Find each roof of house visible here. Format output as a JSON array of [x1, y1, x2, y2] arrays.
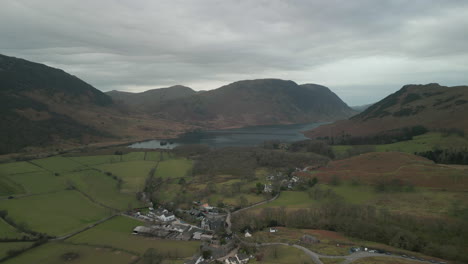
[[133, 226, 152, 233], [237, 253, 249, 260]]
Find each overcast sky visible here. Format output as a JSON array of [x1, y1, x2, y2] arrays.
[[1, 0, 468, 105]]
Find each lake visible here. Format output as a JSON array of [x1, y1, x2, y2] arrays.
[[128, 122, 326, 149]]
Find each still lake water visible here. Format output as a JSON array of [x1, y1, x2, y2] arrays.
[[128, 122, 326, 149]]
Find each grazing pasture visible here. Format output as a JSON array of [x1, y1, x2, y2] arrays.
[[93, 160, 156, 193], [69, 216, 200, 258], [0, 219, 26, 239], [64, 170, 142, 210], [68, 155, 120, 166], [10, 171, 66, 194], [0, 161, 42, 176], [0, 242, 34, 260], [2, 242, 137, 264], [0, 190, 110, 236], [154, 158, 192, 179], [30, 157, 86, 173]]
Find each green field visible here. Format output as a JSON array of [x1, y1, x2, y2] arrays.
[[0, 175, 24, 196], [0, 162, 45, 195], [154, 159, 192, 179], [10, 171, 67, 194], [30, 157, 87, 173], [0, 161, 42, 176], [0, 190, 110, 236], [0, 241, 34, 260], [69, 216, 200, 258], [64, 170, 142, 210], [2, 242, 137, 264], [94, 160, 156, 193], [121, 152, 146, 162], [68, 155, 121, 165], [0, 219, 26, 239]]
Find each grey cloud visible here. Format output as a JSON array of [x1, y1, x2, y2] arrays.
[[1, 0, 467, 105]]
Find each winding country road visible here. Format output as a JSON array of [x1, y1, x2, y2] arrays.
[[239, 240, 430, 264]]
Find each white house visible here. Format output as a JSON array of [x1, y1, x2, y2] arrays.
[[154, 208, 175, 222], [244, 230, 252, 237], [269, 227, 278, 233], [192, 231, 202, 240]]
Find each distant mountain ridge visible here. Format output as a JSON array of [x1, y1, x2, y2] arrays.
[[305, 83, 468, 139], [351, 103, 373, 112], [147, 79, 356, 128], [106, 85, 196, 111]]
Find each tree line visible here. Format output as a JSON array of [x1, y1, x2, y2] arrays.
[[232, 199, 468, 263], [416, 148, 468, 165], [317, 125, 428, 145]]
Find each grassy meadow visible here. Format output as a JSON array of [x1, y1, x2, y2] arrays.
[[0, 241, 34, 260], [2, 242, 138, 264], [0, 190, 111, 236], [154, 158, 192, 179], [93, 160, 156, 193], [0, 219, 26, 239], [68, 216, 200, 259]]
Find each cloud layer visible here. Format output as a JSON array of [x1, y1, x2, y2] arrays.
[[1, 0, 468, 104]]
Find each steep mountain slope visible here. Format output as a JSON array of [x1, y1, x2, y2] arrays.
[[151, 79, 356, 128], [0, 54, 189, 154], [106, 85, 196, 110], [305, 83, 468, 139]]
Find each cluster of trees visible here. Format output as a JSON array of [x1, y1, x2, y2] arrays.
[[232, 200, 468, 262], [289, 140, 335, 158], [172, 144, 211, 157], [318, 125, 428, 145], [416, 148, 468, 165], [192, 147, 329, 179]]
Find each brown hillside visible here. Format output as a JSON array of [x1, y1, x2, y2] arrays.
[[300, 152, 468, 190], [305, 83, 468, 139], [0, 54, 190, 154]]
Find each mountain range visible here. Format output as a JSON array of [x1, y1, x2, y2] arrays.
[[3, 53, 467, 155], [0, 54, 356, 154], [109, 79, 356, 128]]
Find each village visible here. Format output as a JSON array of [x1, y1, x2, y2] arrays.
[[126, 170, 306, 264], [124, 168, 448, 264]]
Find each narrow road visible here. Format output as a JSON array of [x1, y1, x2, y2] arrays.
[[238, 239, 431, 264]]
